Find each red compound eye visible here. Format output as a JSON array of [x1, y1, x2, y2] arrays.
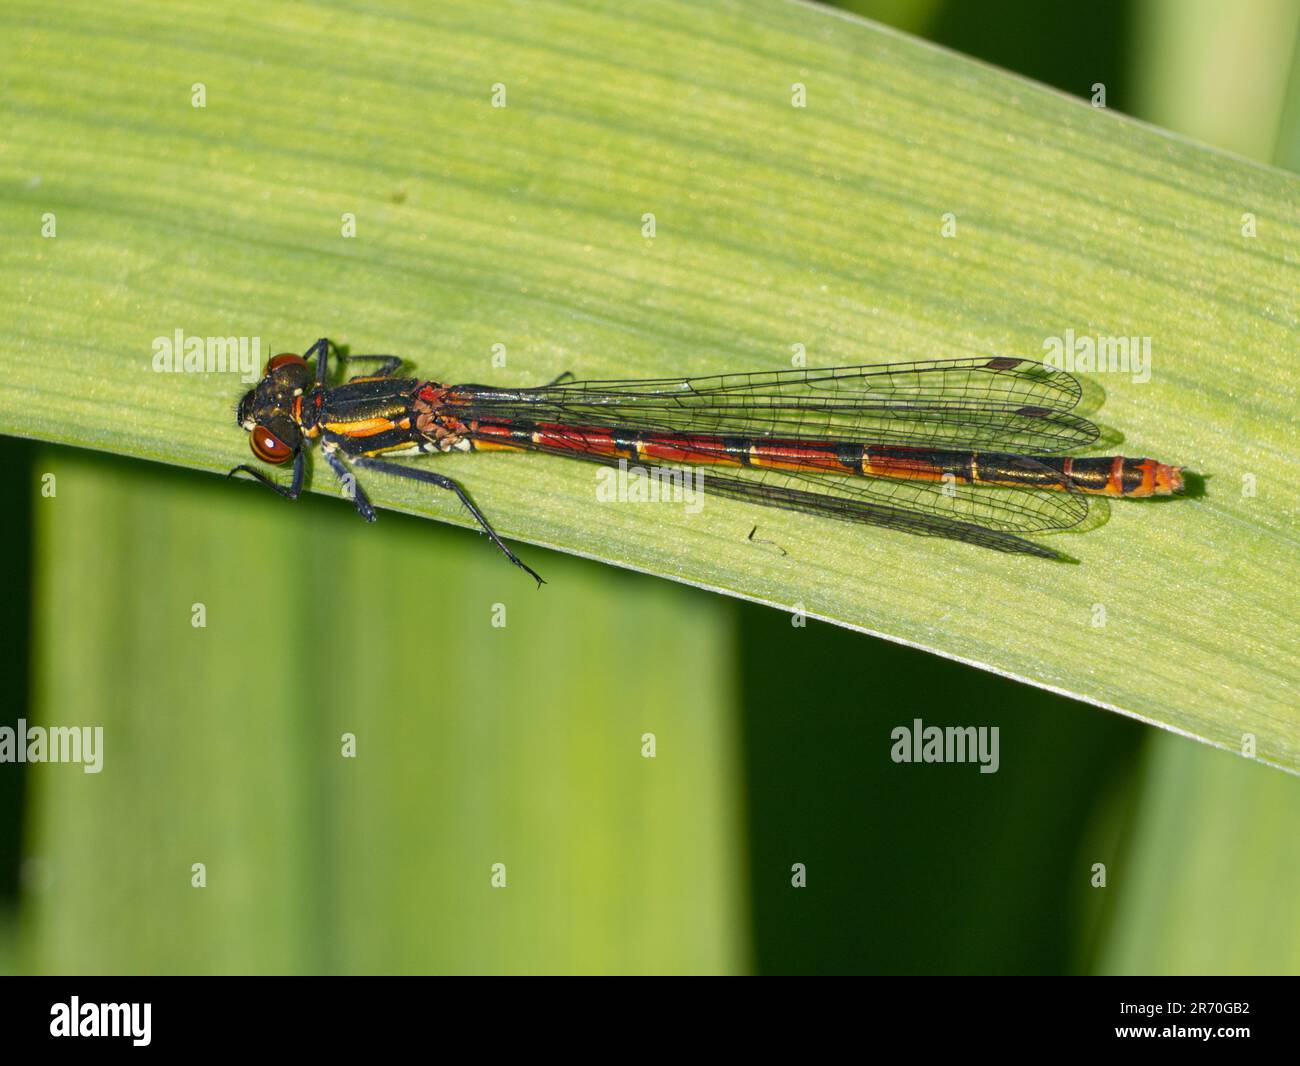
[[265, 352, 308, 374], [250, 426, 294, 464]]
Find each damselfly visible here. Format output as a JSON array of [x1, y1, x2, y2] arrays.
[[230, 338, 1184, 584]]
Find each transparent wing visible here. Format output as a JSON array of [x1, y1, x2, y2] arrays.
[[469, 424, 1088, 557], [449, 357, 1097, 453]]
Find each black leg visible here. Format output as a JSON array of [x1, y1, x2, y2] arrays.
[[300, 337, 332, 386], [304, 339, 402, 384], [321, 446, 375, 521], [344, 355, 404, 380], [227, 449, 305, 499], [353, 457, 544, 586]]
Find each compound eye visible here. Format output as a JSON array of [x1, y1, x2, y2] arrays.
[[250, 425, 294, 464], [266, 352, 308, 374]]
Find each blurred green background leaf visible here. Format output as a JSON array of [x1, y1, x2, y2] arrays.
[[17, 453, 746, 973]]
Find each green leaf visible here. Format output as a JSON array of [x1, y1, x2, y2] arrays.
[[2, 0, 1297, 769], [19, 449, 747, 974], [1096, 731, 1300, 973]]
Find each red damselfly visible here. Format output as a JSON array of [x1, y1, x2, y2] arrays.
[[230, 339, 1185, 584]]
